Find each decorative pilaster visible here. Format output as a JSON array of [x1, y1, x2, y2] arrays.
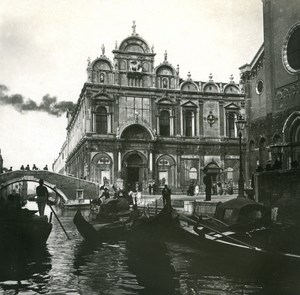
[[170, 115, 174, 136], [92, 111, 96, 132], [108, 112, 112, 133], [180, 109, 183, 136], [192, 112, 195, 136], [156, 115, 160, 135]]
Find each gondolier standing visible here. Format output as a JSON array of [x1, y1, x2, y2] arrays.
[[162, 184, 171, 209], [36, 179, 49, 216], [203, 172, 212, 201]]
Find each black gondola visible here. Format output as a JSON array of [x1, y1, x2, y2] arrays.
[[73, 205, 178, 244], [177, 198, 300, 264], [0, 208, 52, 249]]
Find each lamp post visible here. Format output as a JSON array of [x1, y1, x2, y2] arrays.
[[235, 114, 247, 198]]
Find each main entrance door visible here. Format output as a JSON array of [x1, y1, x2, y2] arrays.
[[125, 153, 145, 191], [127, 167, 139, 187]]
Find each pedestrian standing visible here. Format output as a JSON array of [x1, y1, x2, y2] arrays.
[[152, 182, 157, 195], [148, 183, 152, 195], [194, 184, 199, 196]]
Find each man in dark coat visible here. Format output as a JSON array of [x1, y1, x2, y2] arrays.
[[36, 179, 49, 216], [203, 173, 212, 201], [161, 184, 172, 209]]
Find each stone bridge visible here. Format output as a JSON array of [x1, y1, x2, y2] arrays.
[[0, 170, 99, 203]]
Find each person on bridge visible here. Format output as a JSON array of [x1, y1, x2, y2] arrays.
[[36, 179, 49, 216], [43, 165, 48, 171]]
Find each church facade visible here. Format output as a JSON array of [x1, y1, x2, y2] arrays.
[[239, 0, 300, 210], [240, 0, 300, 176], [53, 23, 245, 193]]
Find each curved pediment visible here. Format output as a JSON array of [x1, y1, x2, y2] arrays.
[[118, 36, 151, 54]]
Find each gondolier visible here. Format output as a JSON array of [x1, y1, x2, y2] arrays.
[[203, 172, 212, 201], [36, 179, 49, 216], [162, 184, 171, 209]]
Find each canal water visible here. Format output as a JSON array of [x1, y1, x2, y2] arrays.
[[0, 207, 300, 295]]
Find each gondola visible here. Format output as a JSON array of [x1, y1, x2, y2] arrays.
[[89, 197, 133, 223], [0, 208, 52, 249], [74, 205, 178, 243], [177, 198, 300, 264], [73, 210, 132, 243]]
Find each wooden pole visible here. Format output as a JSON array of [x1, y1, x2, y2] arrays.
[[48, 204, 71, 240]]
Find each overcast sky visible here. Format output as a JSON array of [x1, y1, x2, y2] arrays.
[[0, 0, 263, 171]]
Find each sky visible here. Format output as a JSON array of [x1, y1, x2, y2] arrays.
[[0, 0, 263, 171]]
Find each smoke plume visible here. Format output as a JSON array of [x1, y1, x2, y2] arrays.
[[0, 84, 76, 116]]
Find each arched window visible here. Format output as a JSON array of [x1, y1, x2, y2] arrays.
[[159, 110, 170, 136], [96, 107, 107, 134], [227, 113, 236, 138], [185, 110, 193, 136]]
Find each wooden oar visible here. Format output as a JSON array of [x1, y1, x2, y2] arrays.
[[48, 204, 71, 240], [179, 214, 257, 250], [203, 214, 229, 227]]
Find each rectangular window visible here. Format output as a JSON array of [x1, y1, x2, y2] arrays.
[[119, 96, 150, 125], [76, 189, 84, 200]]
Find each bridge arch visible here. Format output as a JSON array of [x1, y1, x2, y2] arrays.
[[0, 176, 68, 203], [0, 170, 99, 202]]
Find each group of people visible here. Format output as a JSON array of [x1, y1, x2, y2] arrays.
[[91, 185, 135, 207], [20, 164, 48, 171], [187, 182, 200, 196], [148, 182, 158, 195]]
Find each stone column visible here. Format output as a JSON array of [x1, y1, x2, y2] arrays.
[[192, 112, 195, 136], [147, 150, 153, 181], [219, 100, 224, 137], [196, 108, 200, 136], [170, 115, 174, 136], [118, 150, 122, 172], [92, 111, 96, 133], [199, 99, 204, 137], [149, 151, 153, 172], [156, 115, 160, 135], [108, 113, 112, 133], [181, 109, 184, 136]]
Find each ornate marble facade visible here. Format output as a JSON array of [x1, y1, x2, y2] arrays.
[[53, 23, 245, 193]]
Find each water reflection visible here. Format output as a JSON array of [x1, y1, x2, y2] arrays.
[[0, 246, 51, 294], [166, 242, 300, 295], [126, 239, 179, 295], [1, 208, 300, 294], [73, 240, 141, 295]]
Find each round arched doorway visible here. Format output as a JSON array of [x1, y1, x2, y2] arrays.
[[124, 152, 147, 191]]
